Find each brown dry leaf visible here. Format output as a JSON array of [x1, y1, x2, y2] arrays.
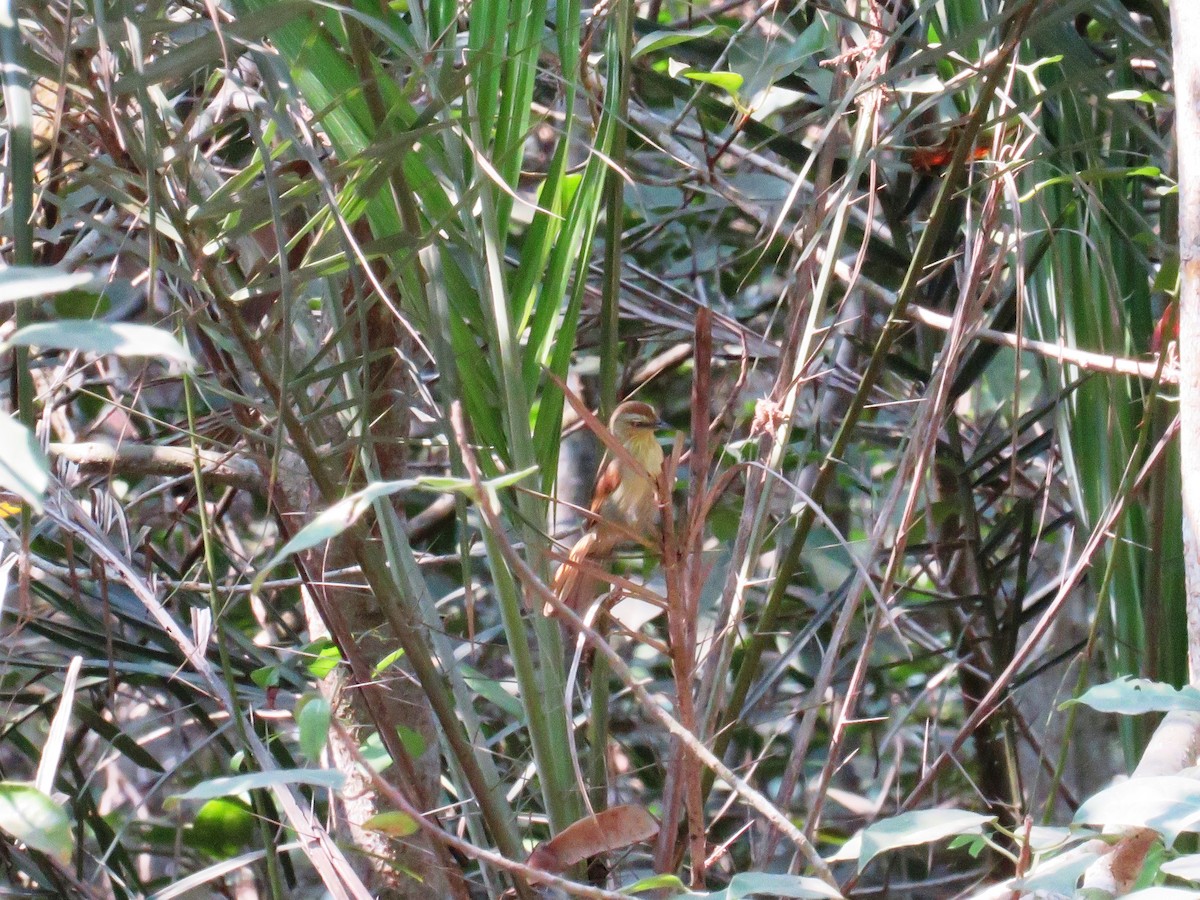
[[527, 805, 660, 874]]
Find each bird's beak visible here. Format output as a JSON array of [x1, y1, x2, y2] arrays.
[[656, 417, 670, 431]]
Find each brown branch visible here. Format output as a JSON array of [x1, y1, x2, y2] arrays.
[[49, 441, 271, 493]]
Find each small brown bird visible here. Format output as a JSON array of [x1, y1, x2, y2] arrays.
[[549, 400, 666, 617]]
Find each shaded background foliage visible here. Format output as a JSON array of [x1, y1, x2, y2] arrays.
[[0, 0, 1184, 897]]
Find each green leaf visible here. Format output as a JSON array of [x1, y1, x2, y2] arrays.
[[396, 725, 426, 760], [251, 479, 420, 589], [1074, 777, 1200, 846], [681, 872, 843, 899], [462, 665, 523, 717], [828, 809, 993, 872], [1107, 89, 1171, 105], [631, 24, 731, 60], [252, 467, 536, 590], [681, 69, 744, 98], [363, 810, 419, 837], [1018, 838, 1102, 895], [372, 646, 406, 677], [1159, 852, 1200, 881], [0, 266, 98, 304], [187, 797, 257, 859], [167, 769, 345, 806], [0, 411, 49, 512], [296, 695, 332, 763], [305, 640, 342, 679], [625, 873, 687, 894], [53, 289, 109, 319], [724, 872, 843, 899], [0, 782, 73, 863], [359, 732, 392, 774], [3, 322, 195, 369], [251, 666, 280, 689], [1063, 677, 1200, 715]]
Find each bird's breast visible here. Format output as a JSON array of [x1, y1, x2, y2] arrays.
[[606, 434, 663, 531]]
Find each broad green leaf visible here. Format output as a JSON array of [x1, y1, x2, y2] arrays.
[[251, 479, 421, 588], [0, 782, 72, 863], [188, 797, 256, 859], [462, 665, 523, 717], [1018, 838, 1102, 895], [829, 808, 993, 872], [296, 695, 332, 764], [305, 640, 342, 679], [681, 69, 744, 98], [1074, 776, 1200, 846], [3, 322, 195, 369], [1160, 852, 1200, 881], [359, 732, 393, 773], [0, 411, 49, 512], [725, 872, 843, 899], [682, 872, 843, 899], [363, 811, 419, 837], [625, 873, 687, 894], [53, 289, 109, 319], [1063, 677, 1200, 715], [0, 266, 97, 304], [251, 666, 280, 689], [1107, 89, 1171, 105], [168, 769, 345, 806], [631, 24, 731, 60], [396, 725, 425, 760]]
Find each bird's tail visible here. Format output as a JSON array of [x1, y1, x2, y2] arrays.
[[547, 531, 604, 618]]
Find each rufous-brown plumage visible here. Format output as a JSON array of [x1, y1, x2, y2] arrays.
[[548, 401, 665, 617]]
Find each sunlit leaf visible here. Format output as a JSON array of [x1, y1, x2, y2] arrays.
[[0, 411, 49, 513], [0, 266, 97, 304], [681, 68, 744, 98], [0, 782, 72, 863], [168, 769, 345, 806], [631, 24, 731, 60], [1064, 677, 1200, 715], [1074, 777, 1200, 846], [188, 797, 256, 859], [363, 811, 419, 837], [3, 322, 195, 368], [727, 873, 842, 899], [681, 872, 843, 899], [252, 467, 536, 590], [828, 809, 993, 872], [625, 873, 687, 894]]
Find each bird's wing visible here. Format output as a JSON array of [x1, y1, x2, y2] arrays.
[[588, 457, 621, 518]]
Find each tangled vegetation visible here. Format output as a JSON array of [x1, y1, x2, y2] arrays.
[[0, 0, 1191, 898]]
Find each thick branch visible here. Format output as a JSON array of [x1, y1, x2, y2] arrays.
[[49, 442, 269, 492]]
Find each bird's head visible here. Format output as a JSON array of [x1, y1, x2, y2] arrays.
[[609, 401, 666, 444]]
